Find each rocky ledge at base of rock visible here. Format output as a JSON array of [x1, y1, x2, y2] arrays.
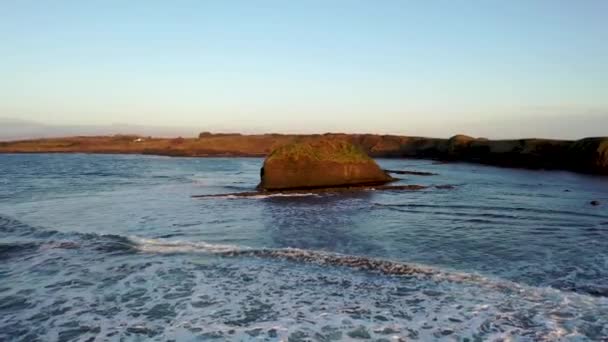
[[384, 169, 437, 176], [192, 184, 456, 199]]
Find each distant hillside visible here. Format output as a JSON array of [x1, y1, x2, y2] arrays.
[[1, 133, 607, 175], [0, 118, 200, 141]]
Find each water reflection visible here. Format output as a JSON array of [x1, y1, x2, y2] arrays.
[[261, 192, 385, 255]]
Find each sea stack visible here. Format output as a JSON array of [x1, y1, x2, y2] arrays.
[[258, 139, 395, 191]]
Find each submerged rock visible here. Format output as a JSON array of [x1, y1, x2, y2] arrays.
[[258, 139, 394, 190]]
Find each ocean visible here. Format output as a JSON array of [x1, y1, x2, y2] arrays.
[[1, 153, 607, 341]]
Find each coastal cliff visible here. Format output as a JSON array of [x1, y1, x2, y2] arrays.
[[1, 133, 607, 175]]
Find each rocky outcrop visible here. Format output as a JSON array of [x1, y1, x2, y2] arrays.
[[354, 134, 608, 174], [567, 138, 608, 175], [257, 139, 394, 190]]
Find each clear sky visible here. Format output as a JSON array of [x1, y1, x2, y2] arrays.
[[1, 0, 607, 138]]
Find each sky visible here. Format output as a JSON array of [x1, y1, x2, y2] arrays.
[[1, 0, 607, 138]]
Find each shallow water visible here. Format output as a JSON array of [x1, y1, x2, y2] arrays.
[[1, 153, 607, 341]]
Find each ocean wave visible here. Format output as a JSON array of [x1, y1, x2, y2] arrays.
[[373, 202, 608, 220], [130, 237, 608, 301], [133, 238, 435, 275], [0, 214, 136, 255], [0, 215, 38, 235], [132, 237, 243, 254], [132, 238, 552, 295], [2, 213, 606, 299], [0, 242, 40, 260]]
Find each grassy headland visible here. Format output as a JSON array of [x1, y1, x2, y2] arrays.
[[1, 133, 607, 175]]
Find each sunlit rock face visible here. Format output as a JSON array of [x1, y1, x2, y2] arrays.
[[258, 139, 394, 191]]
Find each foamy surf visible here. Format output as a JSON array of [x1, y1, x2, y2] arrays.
[[3, 223, 607, 340], [131, 237, 245, 254], [126, 237, 608, 340], [132, 236, 430, 273], [131, 237, 545, 297]]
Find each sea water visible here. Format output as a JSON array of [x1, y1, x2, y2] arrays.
[[1, 154, 607, 341]]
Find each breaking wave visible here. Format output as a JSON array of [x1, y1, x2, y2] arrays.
[[130, 237, 583, 299], [2, 216, 608, 340], [3, 213, 608, 300]]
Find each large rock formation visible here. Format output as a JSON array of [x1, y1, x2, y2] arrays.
[[258, 139, 394, 190]]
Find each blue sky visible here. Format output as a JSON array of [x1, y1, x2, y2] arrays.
[[1, 1, 607, 138]]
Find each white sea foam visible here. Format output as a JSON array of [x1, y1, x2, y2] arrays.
[[131, 237, 244, 254], [93, 242, 608, 341], [3, 233, 607, 341], [130, 237, 557, 299]]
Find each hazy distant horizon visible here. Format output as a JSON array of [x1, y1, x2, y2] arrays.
[[1, 1, 607, 139], [1, 115, 607, 142]]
